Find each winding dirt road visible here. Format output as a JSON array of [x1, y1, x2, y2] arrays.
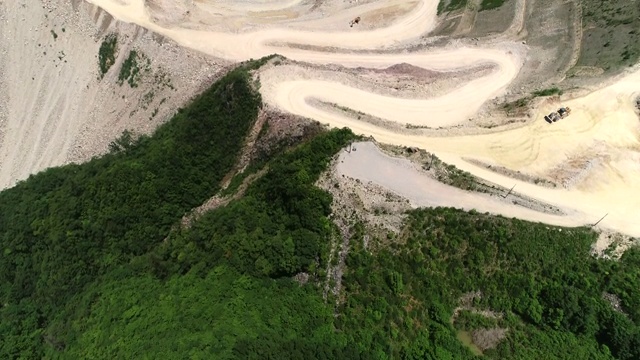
[[86, 0, 640, 237]]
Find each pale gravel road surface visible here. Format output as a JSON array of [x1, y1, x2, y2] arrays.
[[337, 141, 586, 228]]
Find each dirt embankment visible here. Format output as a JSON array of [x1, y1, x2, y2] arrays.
[[0, 0, 228, 189], [263, 59, 497, 101]]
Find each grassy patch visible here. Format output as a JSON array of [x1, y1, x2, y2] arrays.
[[434, 161, 479, 191], [118, 50, 142, 88], [502, 96, 530, 116], [438, 0, 468, 15], [531, 87, 563, 97], [578, 0, 640, 72], [98, 34, 118, 78], [502, 87, 562, 116], [479, 0, 507, 11]]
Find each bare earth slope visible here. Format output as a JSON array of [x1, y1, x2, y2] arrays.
[[0, 0, 227, 189]]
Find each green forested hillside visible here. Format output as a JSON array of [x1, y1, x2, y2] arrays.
[[340, 210, 640, 359], [52, 127, 360, 359], [0, 63, 262, 357], [0, 58, 639, 359]]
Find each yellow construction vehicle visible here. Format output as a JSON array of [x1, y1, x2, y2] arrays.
[[544, 106, 571, 123]]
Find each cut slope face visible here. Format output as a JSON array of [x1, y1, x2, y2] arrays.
[[0, 0, 226, 189]]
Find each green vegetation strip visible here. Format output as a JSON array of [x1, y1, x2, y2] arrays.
[[480, 0, 507, 11], [579, 0, 640, 71], [439, 0, 508, 14], [438, 0, 468, 15], [98, 34, 117, 78]]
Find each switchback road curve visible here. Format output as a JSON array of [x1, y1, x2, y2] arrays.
[[86, 0, 640, 237]]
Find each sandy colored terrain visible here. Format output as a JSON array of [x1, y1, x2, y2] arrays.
[[0, 0, 227, 189], [336, 141, 585, 228], [4, 0, 639, 237], [258, 45, 521, 128], [260, 61, 497, 101]]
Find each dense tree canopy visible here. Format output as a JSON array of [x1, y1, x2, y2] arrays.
[[0, 63, 261, 358]]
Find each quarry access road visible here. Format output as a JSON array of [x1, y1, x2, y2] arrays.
[[87, 0, 522, 128], [86, 0, 640, 237]]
